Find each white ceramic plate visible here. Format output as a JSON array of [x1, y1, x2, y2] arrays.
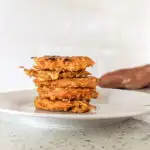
[[0, 88, 150, 128]]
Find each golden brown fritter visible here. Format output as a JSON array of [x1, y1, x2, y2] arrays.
[[22, 68, 91, 80], [20, 55, 98, 114], [37, 87, 98, 100], [32, 56, 95, 71], [34, 97, 94, 113], [34, 77, 98, 88]]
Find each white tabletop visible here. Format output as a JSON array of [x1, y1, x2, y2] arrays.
[[1, 90, 150, 150]]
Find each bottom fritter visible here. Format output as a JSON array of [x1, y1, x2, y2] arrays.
[[34, 97, 95, 113]]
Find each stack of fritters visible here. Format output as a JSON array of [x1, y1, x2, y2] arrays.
[[22, 56, 98, 113]]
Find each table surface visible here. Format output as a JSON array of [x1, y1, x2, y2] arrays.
[[1, 89, 150, 150]]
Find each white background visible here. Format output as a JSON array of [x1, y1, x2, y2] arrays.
[[0, 0, 150, 91]]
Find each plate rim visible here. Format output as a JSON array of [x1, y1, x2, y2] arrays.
[[0, 88, 150, 120]]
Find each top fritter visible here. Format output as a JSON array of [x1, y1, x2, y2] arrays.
[[32, 56, 95, 71]]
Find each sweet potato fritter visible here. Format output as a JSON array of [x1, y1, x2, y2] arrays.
[[34, 97, 94, 113], [37, 87, 98, 100], [32, 56, 95, 71], [34, 77, 98, 88], [23, 68, 91, 80]]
